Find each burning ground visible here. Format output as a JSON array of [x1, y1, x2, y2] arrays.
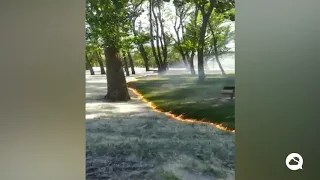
[[86, 74, 235, 180]]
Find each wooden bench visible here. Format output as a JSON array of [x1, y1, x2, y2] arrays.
[[221, 86, 235, 99]]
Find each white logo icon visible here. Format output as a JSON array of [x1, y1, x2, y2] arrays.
[[285, 153, 303, 171]]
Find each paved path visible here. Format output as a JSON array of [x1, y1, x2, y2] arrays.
[[86, 70, 235, 180]]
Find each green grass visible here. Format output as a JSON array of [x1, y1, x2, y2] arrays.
[[159, 170, 182, 180], [128, 74, 235, 130]]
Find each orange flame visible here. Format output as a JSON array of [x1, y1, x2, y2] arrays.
[[127, 84, 235, 133]]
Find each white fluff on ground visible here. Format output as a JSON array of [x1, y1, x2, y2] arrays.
[[86, 72, 235, 180]]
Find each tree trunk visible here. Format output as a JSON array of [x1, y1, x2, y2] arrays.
[[189, 51, 196, 76], [213, 42, 226, 75], [104, 46, 130, 101], [174, 7, 188, 69], [180, 50, 189, 69], [212, 33, 226, 75], [189, 7, 198, 76], [132, 19, 150, 72], [198, 14, 211, 81], [198, 23, 207, 81], [154, 20, 163, 68], [157, 6, 168, 70], [149, 0, 161, 71], [86, 62, 89, 70], [214, 54, 225, 75], [123, 56, 130, 76], [87, 61, 95, 75], [86, 54, 95, 75], [96, 51, 106, 75], [127, 51, 136, 74], [208, 19, 226, 76], [152, 4, 165, 72], [182, 55, 189, 69], [138, 45, 150, 71], [174, 27, 188, 69], [197, 2, 215, 81]]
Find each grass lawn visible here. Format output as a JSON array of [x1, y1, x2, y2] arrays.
[[127, 74, 235, 130]]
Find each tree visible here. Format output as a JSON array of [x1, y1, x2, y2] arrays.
[[215, 0, 235, 21], [122, 52, 130, 76], [86, 0, 131, 101], [134, 28, 151, 71], [194, 0, 217, 81], [201, 1, 235, 75], [96, 50, 106, 75], [148, 0, 163, 71], [207, 9, 233, 75], [174, 0, 217, 80], [86, 53, 95, 75], [127, 51, 136, 74], [86, 20, 107, 75], [128, 0, 151, 71], [154, 0, 169, 70], [172, 0, 192, 69], [180, 6, 201, 75], [86, 43, 107, 75]]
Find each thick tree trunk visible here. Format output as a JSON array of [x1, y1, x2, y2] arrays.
[[127, 51, 136, 74], [123, 56, 130, 76], [96, 51, 106, 75], [104, 46, 130, 101]]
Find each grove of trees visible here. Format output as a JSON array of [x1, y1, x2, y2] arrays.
[[86, 0, 235, 101]]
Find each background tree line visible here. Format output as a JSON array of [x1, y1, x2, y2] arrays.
[[85, 0, 235, 101]]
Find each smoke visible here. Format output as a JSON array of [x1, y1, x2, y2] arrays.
[[165, 52, 235, 76]]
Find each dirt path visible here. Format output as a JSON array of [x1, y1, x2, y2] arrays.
[[86, 72, 235, 180]]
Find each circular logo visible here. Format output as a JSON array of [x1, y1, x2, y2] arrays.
[[285, 153, 303, 171]]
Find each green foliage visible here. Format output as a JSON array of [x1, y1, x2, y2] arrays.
[[86, 0, 132, 48], [206, 8, 233, 54], [134, 32, 151, 45], [85, 0, 234, 68], [215, 0, 235, 20], [131, 47, 157, 67]]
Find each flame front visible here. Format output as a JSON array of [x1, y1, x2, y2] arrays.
[[127, 86, 235, 133]]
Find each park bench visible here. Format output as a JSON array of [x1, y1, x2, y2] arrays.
[[221, 86, 235, 99]]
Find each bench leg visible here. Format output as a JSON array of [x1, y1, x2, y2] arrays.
[[231, 90, 235, 99]]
